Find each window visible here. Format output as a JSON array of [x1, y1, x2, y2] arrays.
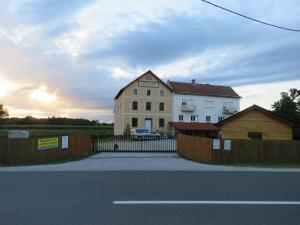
[[147, 89, 151, 96], [248, 132, 262, 140], [179, 115, 183, 121], [159, 102, 164, 111], [132, 118, 138, 127], [224, 102, 233, 108], [191, 115, 197, 121], [132, 101, 138, 110], [133, 89, 138, 95], [182, 101, 186, 106], [159, 118, 165, 128], [160, 90, 164, 96], [206, 116, 211, 122], [146, 102, 151, 111], [218, 116, 225, 122], [204, 100, 213, 108]]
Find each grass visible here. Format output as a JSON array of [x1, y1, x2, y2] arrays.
[[0, 125, 113, 130], [231, 162, 300, 168], [0, 125, 113, 137]]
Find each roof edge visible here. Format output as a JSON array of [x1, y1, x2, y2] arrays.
[[215, 104, 298, 128], [114, 70, 172, 100]]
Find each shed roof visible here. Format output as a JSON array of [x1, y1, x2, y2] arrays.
[[215, 104, 297, 128]]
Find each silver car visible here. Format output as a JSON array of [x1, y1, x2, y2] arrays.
[[130, 128, 161, 140]]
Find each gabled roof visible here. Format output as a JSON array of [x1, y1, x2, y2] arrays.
[[215, 104, 297, 128], [170, 122, 220, 131], [168, 81, 241, 98], [114, 70, 172, 100]]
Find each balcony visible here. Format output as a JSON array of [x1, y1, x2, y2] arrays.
[[181, 105, 196, 112], [223, 106, 238, 114]]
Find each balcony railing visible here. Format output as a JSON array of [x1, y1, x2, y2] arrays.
[[223, 106, 238, 114], [181, 105, 196, 112]]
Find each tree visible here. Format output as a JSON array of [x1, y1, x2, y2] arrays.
[[272, 88, 300, 125], [0, 104, 9, 118]]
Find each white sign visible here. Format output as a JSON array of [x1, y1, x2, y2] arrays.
[[8, 130, 29, 139], [61, 136, 69, 149], [213, 139, 221, 150], [139, 81, 159, 88], [224, 140, 232, 151]]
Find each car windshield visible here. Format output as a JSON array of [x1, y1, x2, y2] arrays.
[[136, 129, 148, 133]]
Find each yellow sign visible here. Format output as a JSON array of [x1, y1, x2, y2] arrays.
[[37, 137, 59, 150]]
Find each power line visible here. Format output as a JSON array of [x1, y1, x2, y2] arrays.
[[201, 0, 300, 33]]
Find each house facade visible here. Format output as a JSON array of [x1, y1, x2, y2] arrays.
[[168, 80, 241, 136], [114, 71, 241, 136], [216, 105, 295, 140], [114, 70, 173, 135]]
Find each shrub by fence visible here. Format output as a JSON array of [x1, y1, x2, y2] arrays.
[[177, 134, 300, 164], [0, 135, 91, 165]]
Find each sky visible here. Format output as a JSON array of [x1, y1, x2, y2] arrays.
[[0, 0, 299, 122]]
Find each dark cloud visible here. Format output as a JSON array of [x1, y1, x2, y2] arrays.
[[49, 68, 119, 110], [82, 12, 259, 66], [193, 42, 300, 86], [81, 9, 300, 87]]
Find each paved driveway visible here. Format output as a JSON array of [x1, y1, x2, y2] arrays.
[[1, 152, 300, 172]]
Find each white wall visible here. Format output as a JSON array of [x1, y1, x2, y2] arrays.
[[172, 94, 240, 123]]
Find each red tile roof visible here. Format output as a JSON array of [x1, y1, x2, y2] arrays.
[[170, 122, 220, 131], [168, 81, 241, 98]]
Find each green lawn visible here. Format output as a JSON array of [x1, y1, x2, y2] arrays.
[[0, 125, 113, 137]]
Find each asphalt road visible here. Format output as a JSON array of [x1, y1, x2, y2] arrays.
[[1, 171, 300, 225]]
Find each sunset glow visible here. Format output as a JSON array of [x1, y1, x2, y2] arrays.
[[30, 86, 57, 104]]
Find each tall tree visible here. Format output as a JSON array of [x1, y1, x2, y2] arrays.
[[0, 104, 9, 118], [272, 88, 300, 125]]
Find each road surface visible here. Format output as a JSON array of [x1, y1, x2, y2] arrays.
[[1, 171, 299, 225]]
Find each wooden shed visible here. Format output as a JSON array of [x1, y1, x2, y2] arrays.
[[216, 105, 296, 140]]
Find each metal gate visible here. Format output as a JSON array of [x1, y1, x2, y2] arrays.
[[92, 135, 177, 152]]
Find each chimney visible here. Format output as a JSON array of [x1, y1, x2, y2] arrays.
[[192, 79, 196, 86]]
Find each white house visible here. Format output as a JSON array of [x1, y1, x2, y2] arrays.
[[168, 79, 241, 136]]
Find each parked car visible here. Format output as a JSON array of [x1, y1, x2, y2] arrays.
[[130, 128, 161, 140]]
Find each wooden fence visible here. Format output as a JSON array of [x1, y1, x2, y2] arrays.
[[0, 135, 92, 165], [177, 134, 300, 164], [177, 134, 212, 163]]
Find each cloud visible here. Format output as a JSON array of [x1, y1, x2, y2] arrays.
[[81, 8, 300, 87], [0, 0, 300, 121], [43, 22, 80, 38], [82, 12, 254, 66], [235, 79, 300, 110], [15, 0, 95, 24]]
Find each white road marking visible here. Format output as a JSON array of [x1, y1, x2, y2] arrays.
[[113, 200, 300, 205]]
